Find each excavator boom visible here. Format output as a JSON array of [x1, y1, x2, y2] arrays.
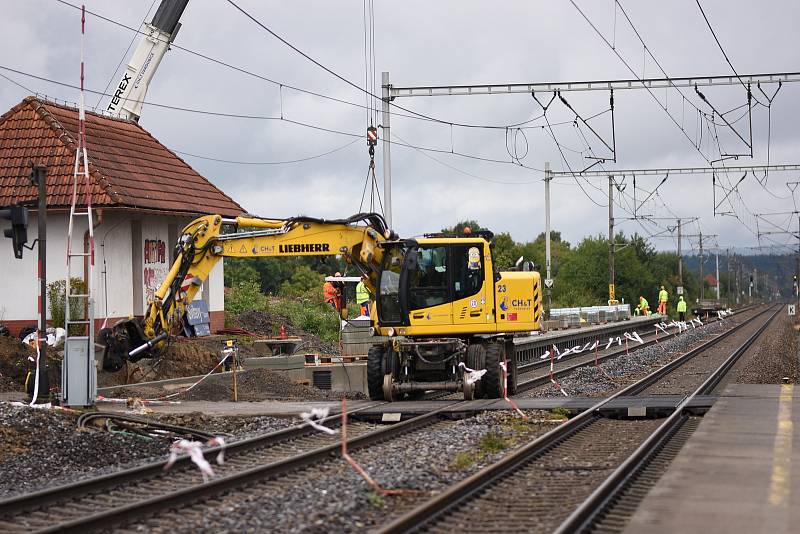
[[100, 212, 390, 371]]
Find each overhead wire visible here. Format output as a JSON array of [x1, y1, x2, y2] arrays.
[[570, 0, 712, 164], [54, 0, 538, 131], [694, 0, 766, 106], [0, 58, 560, 176], [391, 131, 540, 185], [173, 138, 360, 165]]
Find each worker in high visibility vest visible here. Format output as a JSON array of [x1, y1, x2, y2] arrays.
[[657, 285, 668, 315], [356, 274, 372, 317], [637, 296, 650, 316], [676, 296, 687, 322], [323, 272, 342, 315]]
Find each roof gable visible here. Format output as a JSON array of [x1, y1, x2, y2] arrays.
[[0, 97, 243, 217]]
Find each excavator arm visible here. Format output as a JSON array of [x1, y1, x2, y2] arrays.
[[101, 212, 390, 371]]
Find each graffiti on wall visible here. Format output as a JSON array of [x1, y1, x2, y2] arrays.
[[143, 238, 168, 304]]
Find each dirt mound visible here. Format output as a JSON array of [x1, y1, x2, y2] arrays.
[[236, 310, 339, 356], [0, 337, 61, 393], [0, 337, 34, 387], [98, 339, 219, 388]]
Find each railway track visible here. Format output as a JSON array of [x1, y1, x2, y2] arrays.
[[0, 306, 766, 533], [513, 304, 758, 395], [378, 304, 780, 533], [0, 400, 478, 533], [424, 305, 755, 401], [0, 404, 382, 533]]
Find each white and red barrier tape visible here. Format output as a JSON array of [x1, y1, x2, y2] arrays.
[[164, 436, 226, 483], [500, 360, 529, 417]]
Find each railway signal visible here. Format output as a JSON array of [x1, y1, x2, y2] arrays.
[[1, 205, 28, 259]]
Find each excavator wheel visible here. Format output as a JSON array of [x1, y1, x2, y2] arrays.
[[482, 341, 505, 399], [367, 344, 386, 400], [464, 344, 486, 399]]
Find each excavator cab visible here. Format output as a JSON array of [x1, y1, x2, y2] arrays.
[[369, 236, 541, 401], [376, 239, 495, 331]]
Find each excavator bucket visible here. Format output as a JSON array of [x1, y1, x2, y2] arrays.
[[100, 318, 149, 372]]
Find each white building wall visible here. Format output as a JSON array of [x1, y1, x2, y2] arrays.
[[96, 212, 134, 322], [1, 212, 74, 321], [0, 210, 224, 326]]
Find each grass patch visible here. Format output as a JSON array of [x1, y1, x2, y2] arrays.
[[550, 407, 571, 419], [453, 451, 475, 470], [479, 431, 508, 454], [366, 491, 385, 508]]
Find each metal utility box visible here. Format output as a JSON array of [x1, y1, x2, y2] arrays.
[[62, 337, 96, 406]]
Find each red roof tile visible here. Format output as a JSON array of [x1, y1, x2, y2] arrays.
[[0, 97, 243, 217]]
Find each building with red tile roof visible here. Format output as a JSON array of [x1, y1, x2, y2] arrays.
[[0, 97, 243, 335]]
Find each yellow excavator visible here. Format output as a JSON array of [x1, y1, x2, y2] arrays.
[[101, 212, 542, 401]]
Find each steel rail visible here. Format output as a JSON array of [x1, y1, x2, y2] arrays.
[[377, 304, 775, 533], [3, 403, 459, 534], [553, 304, 782, 533], [514, 305, 756, 394], [0, 403, 382, 517]]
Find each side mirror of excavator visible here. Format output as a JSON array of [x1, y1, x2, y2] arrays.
[[514, 256, 535, 272]]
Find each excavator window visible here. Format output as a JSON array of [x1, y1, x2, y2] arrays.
[[452, 244, 484, 300], [409, 245, 449, 310], [378, 245, 405, 324]]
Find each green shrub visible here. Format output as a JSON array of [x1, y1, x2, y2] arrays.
[[47, 278, 86, 332], [225, 280, 268, 326], [271, 292, 341, 344]]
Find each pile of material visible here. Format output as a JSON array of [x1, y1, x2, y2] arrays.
[[236, 310, 340, 356]]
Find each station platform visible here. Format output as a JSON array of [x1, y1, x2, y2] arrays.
[[625, 384, 800, 533]]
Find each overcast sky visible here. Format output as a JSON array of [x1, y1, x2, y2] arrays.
[[2, 0, 799, 256]]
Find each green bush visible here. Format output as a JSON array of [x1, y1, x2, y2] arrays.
[[271, 288, 341, 343], [47, 278, 86, 332], [225, 280, 268, 327]]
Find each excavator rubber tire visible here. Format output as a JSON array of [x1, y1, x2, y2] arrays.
[[367, 344, 386, 400], [465, 344, 487, 399], [482, 341, 505, 399]]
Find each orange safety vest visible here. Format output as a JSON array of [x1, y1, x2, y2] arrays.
[[323, 281, 338, 303]]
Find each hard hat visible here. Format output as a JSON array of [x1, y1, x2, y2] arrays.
[[334, 272, 341, 277], [660, 285, 665, 290]]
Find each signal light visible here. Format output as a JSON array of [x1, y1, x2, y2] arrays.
[[1, 205, 28, 259]]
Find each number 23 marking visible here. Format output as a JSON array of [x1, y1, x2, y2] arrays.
[[498, 284, 507, 293]]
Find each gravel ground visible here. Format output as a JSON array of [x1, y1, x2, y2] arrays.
[[147, 412, 297, 439], [730, 311, 799, 384], [128, 410, 561, 533], [0, 403, 172, 499], [103, 368, 366, 402], [642, 311, 772, 396], [522, 319, 724, 398]]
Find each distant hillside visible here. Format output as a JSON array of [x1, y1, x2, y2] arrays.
[[682, 253, 795, 298]]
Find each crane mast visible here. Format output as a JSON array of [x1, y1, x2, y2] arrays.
[[105, 0, 190, 121]]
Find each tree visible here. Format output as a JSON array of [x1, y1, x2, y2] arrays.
[[279, 264, 325, 298], [491, 232, 522, 270], [223, 258, 260, 288]]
